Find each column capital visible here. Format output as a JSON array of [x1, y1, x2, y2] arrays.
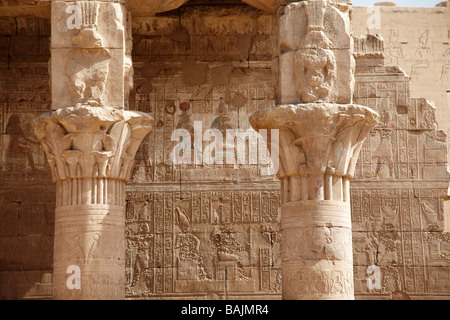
[[34, 105, 153, 184], [250, 103, 379, 180]]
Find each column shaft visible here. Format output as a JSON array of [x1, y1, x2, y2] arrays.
[[34, 0, 154, 300], [250, 0, 379, 300], [281, 200, 354, 299]]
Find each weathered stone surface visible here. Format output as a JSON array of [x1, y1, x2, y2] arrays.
[[275, 0, 353, 105], [124, 4, 282, 299], [352, 5, 450, 169], [352, 33, 450, 300], [0, 1, 449, 301]]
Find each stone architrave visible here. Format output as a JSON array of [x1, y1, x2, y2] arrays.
[[250, 0, 379, 300], [33, 0, 153, 300]]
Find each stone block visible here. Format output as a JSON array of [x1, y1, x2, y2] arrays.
[[51, 1, 126, 49], [277, 1, 353, 104], [0, 18, 16, 36], [0, 203, 19, 236], [51, 47, 125, 110]]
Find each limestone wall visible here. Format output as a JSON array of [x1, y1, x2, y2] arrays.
[[126, 4, 282, 299], [352, 34, 449, 299]]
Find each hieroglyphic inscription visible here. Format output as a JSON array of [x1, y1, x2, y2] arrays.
[[125, 189, 280, 298]]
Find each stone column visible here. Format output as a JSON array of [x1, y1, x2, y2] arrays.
[[250, 0, 379, 300], [33, 1, 153, 299]]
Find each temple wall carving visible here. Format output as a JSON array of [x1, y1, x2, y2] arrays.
[[0, 2, 449, 300], [352, 5, 450, 168]]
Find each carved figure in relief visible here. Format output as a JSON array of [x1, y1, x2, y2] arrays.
[[155, 163, 171, 182], [175, 207, 190, 233], [138, 201, 151, 221], [386, 29, 403, 66], [295, 47, 337, 103], [437, 48, 450, 82], [211, 98, 233, 136], [354, 232, 378, 266], [5, 114, 41, 171], [421, 201, 438, 227], [212, 206, 220, 224], [174, 207, 211, 280], [176, 102, 194, 135], [64, 2, 112, 108], [304, 227, 352, 261], [131, 165, 152, 183], [373, 130, 394, 179], [174, 233, 211, 280], [292, 0, 338, 103], [214, 198, 231, 224], [211, 226, 249, 280], [380, 109, 395, 128], [410, 30, 431, 77], [131, 242, 151, 295], [381, 266, 402, 294], [377, 240, 399, 267], [138, 223, 151, 234], [309, 227, 333, 259]]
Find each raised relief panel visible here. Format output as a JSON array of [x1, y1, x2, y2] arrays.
[[125, 189, 280, 298], [1, 110, 52, 184]]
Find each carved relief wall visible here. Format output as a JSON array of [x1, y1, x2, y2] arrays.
[[0, 3, 449, 300], [126, 4, 282, 299], [352, 5, 450, 168], [352, 35, 450, 299], [0, 17, 54, 299]]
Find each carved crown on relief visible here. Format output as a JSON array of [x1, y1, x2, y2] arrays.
[[33, 106, 154, 183], [279, 0, 351, 53], [71, 1, 102, 48]]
